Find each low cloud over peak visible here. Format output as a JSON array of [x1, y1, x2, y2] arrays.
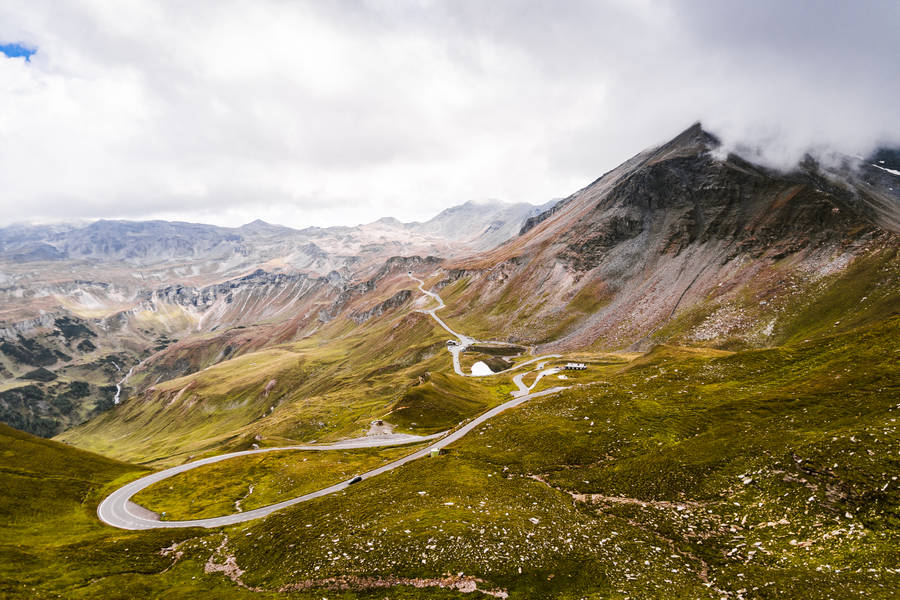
[[0, 1, 897, 227]]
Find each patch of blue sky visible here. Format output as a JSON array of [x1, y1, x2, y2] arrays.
[[0, 43, 36, 61]]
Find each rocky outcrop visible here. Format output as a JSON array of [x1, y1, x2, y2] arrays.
[[8, 243, 68, 262], [349, 290, 413, 324], [518, 200, 562, 236], [557, 144, 880, 272], [0, 313, 59, 340]]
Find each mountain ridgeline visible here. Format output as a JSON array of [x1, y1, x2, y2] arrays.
[[442, 124, 898, 350], [1, 123, 898, 442], [0, 202, 544, 436]]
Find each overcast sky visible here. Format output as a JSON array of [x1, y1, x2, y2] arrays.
[[0, 1, 897, 228]]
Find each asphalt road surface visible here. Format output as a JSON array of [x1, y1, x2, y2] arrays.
[[98, 387, 563, 530], [98, 275, 567, 530], [511, 366, 561, 397], [408, 274, 559, 376]]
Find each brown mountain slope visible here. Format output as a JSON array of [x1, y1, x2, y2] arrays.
[[436, 124, 899, 350], [55, 124, 900, 462]]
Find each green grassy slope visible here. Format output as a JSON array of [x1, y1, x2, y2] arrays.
[[216, 317, 900, 599], [58, 306, 518, 466], [133, 445, 418, 520], [58, 311, 435, 462], [0, 424, 274, 599], [0, 423, 542, 599], [4, 316, 898, 598], [652, 241, 900, 351]]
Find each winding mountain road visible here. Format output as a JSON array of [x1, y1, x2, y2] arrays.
[[98, 386, 562, 530], [98, 274, 567, 530], [408, 274, 559, 377], [511, 366, 561, 397]]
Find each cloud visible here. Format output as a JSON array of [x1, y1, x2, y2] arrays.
[[0, 1, 897, 227]]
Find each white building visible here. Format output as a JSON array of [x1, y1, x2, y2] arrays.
[[565, 362, 586, 370]]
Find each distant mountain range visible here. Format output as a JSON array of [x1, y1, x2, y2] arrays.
[[0, 197, 555, 435], [0, 199, 554, 268]]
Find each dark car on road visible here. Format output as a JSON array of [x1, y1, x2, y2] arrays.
[[348, 476, 362, 484]]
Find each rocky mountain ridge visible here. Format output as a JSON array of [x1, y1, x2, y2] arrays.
[[1, 124, 898, 440], [436, 124, 898, 351], [0, 197, 548, 436]]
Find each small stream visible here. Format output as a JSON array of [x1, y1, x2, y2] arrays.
[[113, 366, 134, 405]]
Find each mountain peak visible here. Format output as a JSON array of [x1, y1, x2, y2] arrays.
[[372, 216, 404, 227], [241, 219, 271, 228], [649, 122, 720, 161], [239, 219, 297, 233]]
